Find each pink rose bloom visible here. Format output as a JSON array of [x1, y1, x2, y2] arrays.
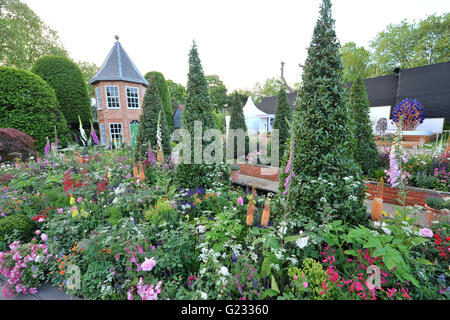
[[303, 282, 309, 288], [77, 197, 83, 204], [237, 197, 244, 205], [217, 192, 221, 197], [38, 218, 44, 223], [41, 233, 48, 242], [35, 230, 41, 235], [419, 228, 433, 238], [141, 257, 156, 271]]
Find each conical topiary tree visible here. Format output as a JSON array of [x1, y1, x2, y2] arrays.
[[286, 0, 368, 226], [350, 76, 379, 175], [273, 87, 292, 157], [144, 71, 174, 131], [134, 74, 171, 161], [176, 41, 225, 189], [227, 91, 248, 160]]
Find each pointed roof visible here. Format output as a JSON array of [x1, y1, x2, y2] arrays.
[[243, 97, 269, 117], [89, 37, 148, 86]]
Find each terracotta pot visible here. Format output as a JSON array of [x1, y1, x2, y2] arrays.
[[372, 197, 383, 221], [424, 204, 444, 225], [230, 170, 240, 181]]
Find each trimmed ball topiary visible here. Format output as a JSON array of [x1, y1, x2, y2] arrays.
[[0, 66, 70, 150], [32, 55, 92, 128]]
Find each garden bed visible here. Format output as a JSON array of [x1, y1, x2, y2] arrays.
[[238, 164, 280, 181]]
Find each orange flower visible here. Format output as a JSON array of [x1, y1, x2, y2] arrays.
[[60, 270, 65, 275], [107, 249, 111, 254]]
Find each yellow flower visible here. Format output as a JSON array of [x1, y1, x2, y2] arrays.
[[72, 209, 79, 218], [70, 196, 75, 205]]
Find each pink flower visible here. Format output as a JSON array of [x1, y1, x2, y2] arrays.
[[303, 282, 308, 288], [237, 197, 244, 205], [419, 228, 433, 238], [35, 230, 41, 235], [38, 218, 44, 223], [141, 257, 156, 271], [57, 208, 64, 214], [41, 234, 48, 242], [77, 197, 83, 204]]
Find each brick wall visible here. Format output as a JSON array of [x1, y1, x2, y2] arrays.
[[238, 164, 280, 181], [365, 181, 449, 206], [94, 81, 147, 145], [237, 164, 449, 205]]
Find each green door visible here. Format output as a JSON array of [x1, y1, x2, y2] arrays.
[[130, 121, 140, 148]]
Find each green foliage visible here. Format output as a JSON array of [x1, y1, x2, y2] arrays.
[[227, 91, 249, 159], [0, 214, 33, 244], [252, 77, 284, 104], [0, 66, 70, 150], [145, 71, 174, 131], [349, 77, 379, 176], [0, 0, 67, 70], [206, 74, 229, 112], [286, 0, 367, 226], [425, 197, 450, 211], [135, 74, 172, 160], [166, 79, 186, 110], [369, 13, 450, 76], [288, 258, 336, 300], [273, 87, 292, 158], [341, 42, 371, 83], [144, 199, 177, 224], [32, 55, 92, 128]]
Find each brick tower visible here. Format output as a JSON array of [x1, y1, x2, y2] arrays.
[[89, 35, 148, 147]]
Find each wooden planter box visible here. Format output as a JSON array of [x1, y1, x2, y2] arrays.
[[402, 134, 435, 143]]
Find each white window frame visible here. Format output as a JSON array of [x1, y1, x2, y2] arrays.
[[126, 86, 140, 109], [109, 123, 123, 147], [96, 87, 103, 110], [105, 86, 120, 109], [99, 123, 106, 145]]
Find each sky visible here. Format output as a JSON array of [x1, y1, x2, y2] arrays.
[[23, 0, 450, 91]]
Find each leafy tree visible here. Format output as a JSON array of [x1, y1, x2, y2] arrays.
[[0, 0, 67, 70], [286, 0, 367, 226], [369, 13, 450, 76], [166, 79, 186, 110], [0, 66, 70, 150], [32, 55, 92, 129], [349, 76, 379, 175], [252, 77, 285, 103], [205, 74, 229, 112], [341, 42, 371, 83], [272, 87, 292, 157], [135, 74, 171, 161], [77, 61, 99, 98], [0, 128, 36, 161], [145, 71, 174, 131]]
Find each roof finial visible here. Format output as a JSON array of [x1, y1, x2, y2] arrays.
[[115, 35, 119, 41]]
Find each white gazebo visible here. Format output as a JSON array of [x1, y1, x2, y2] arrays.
[[226, 97, 274, 135]]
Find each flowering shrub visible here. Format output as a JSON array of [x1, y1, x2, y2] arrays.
[[0, 240, 53, 297], [0, 128, 36, 161]]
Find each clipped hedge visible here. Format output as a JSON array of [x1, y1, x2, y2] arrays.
[[32, 55, 92, 128], [0, 214, 34, 245], [0, 66, 70, 150]]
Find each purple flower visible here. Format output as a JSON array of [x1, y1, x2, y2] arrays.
[[91, 123, 99, 145]]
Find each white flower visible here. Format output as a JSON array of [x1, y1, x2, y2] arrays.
[[197, 225, 205, 234], [199, 291, 207, 300], [382, 227, 391, 235], [320, 197, 327, 203], [295, 237, 308, 249], [219, 266, 229, 276]]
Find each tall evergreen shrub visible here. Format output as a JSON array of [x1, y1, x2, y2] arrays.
[[145, 71, 174, 131], [350, 76, 379, 175], [286, 0, 368, 226], [273, 87, 292, 157]]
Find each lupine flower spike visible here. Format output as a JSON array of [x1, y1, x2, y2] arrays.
[[246, 185, 256, 226], [133, 162, 139, 180], [138, 160, 146, 181], [260, 196, 270, 227]]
